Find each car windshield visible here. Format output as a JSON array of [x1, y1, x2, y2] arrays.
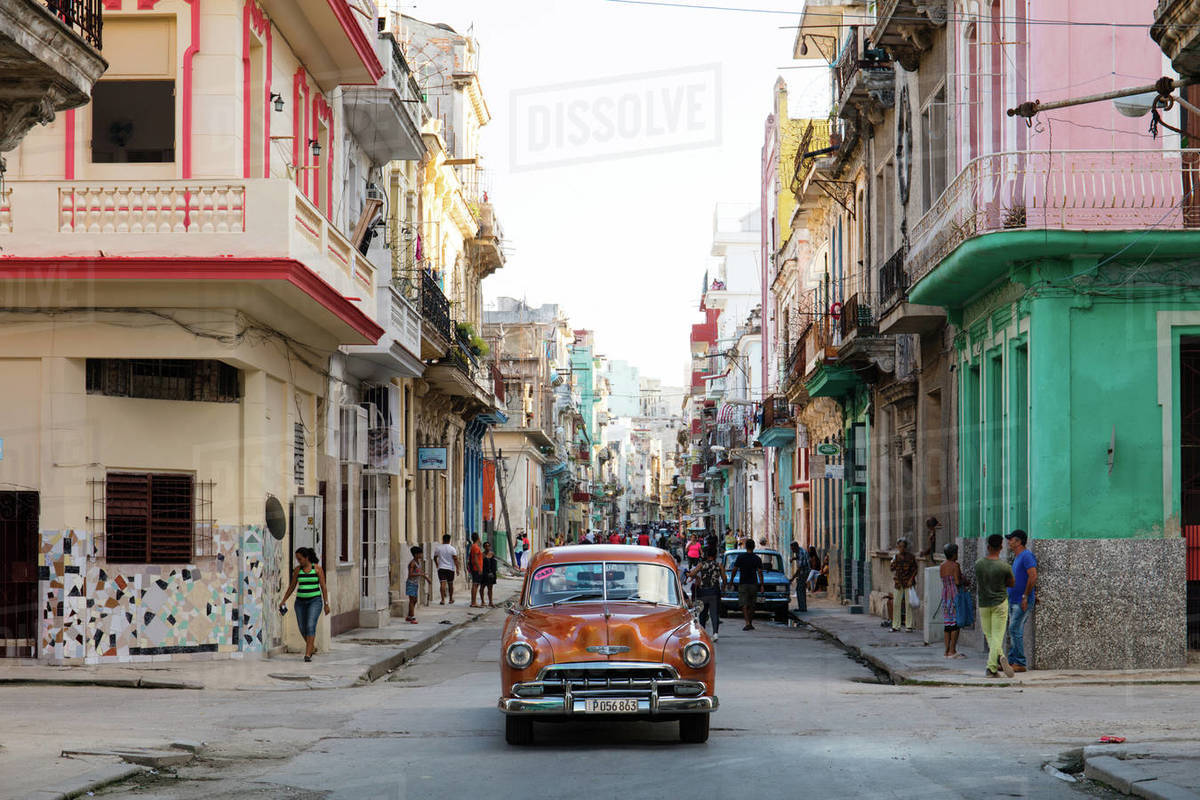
[[526, 562, 681, 607], [723, 552, 784, 573]]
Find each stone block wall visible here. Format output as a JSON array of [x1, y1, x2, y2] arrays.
[[1032, 537, 1186, 670], [39, 525, 268, 664]]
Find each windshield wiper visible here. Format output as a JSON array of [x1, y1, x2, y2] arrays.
[[611, 595, 672, 606], [552, 592, 604, 606]]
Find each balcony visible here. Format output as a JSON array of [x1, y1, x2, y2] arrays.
[[1153, 0, 1200, 79], [906, 149, 1200, 307], [876, 243, 944, 335], [791, 119, 833, 205], [469, 201, 505, 277], [342, 33, 425, 165], [759, 395, 794, 448], [839, 292, 876, 341], [833, 26, 895, 124], [0, 178, 382, 344], [259, 0, 383, 91], [344, 283, 424, 380], [0, 0, 107, 163], [871, 0, 947, 72], [419, 268, 452, 359]]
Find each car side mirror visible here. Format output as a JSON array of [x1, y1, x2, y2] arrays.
[[506, 606, 518, 615]]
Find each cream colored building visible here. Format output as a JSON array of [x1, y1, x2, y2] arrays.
[[0, 0, 429, 662]]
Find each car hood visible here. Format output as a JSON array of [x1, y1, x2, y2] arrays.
[[520, 602, 693, 663]]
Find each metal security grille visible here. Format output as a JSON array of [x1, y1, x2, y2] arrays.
[[91, 474, 214, 563], [38, 0, 103, 49], [0, 492, 39, 658], [86, 359, 240, 403], [360, 473, 389, 610], [294, 423, 306, 486]]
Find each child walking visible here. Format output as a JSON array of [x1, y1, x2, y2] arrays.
[[406, 545, 433, 624]]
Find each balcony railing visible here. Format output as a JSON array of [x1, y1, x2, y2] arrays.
[[420, 268, 452, 343], [907, 149, 1200, 288], [38, 0, 103, 49], [833, 27, 860, 102], [840, 293, 876, 340], [879, 245, 908, 309], [5, 178, 377, 308], [761, 395, 792, 430]]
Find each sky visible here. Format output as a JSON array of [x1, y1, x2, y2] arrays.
[[402, 0, 829, 387]]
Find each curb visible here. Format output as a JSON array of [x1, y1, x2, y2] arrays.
[[16, 763, 146, 800], [0, 676, 203, 691], [358, 603, 509, 684], [792, 610, 909, 685], [1083, 754, 1200, 800]]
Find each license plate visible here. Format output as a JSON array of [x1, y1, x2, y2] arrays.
[[584, 697, 639, 713]]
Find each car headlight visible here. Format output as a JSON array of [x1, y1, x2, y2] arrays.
[[682, 641, 711, 669], [506, 642, 534, 669]]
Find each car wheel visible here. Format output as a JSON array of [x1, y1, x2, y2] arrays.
[[505, 716, 534, 746], [679, 714, 710, 744]]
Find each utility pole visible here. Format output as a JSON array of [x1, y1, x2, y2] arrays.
[[488, 431, 517, 567]]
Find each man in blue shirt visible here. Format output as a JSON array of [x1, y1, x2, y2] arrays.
[[1005, 530, 1038, 672]]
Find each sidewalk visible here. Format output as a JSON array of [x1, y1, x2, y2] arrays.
[[1081, 742, 1200, 800], [795, 596, 1200, 687], [0, 577, 522, 692]]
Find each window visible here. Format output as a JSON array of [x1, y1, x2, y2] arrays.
[[87, 359, 240, 402], [921, 85, 948, 213], [104, 472, 209, 564], [90, 81, 176, 163]]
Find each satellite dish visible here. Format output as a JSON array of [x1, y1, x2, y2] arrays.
[[266, 496, 287, 541]]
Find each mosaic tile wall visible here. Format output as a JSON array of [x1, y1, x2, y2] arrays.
[[38, 526, 268, 664]]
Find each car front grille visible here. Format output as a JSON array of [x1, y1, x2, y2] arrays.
[[535, 662, 680, 697]]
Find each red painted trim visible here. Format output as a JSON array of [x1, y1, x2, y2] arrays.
[[137, 0, 163, 7], [292, 68, 303, 190], [0, 257, 384, 343], [103, 0, 121, 9], [242, 1, 272, 180], [326, 0, 384, 82], [313, 95, 333, 219], [242, 2, 252, 179], [64, 109, 75, 179], [263, 24, 272, 178], [182, 0, 200, 180]]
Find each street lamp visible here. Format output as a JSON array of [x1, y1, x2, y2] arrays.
[[270, 92, 284, 112], [309, 139, 322, 158]]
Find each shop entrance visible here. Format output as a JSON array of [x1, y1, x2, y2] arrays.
[[1179, 337, 1200, 649], [0, 492, 39, 658]]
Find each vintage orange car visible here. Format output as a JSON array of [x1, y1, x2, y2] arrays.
[[498, 544, 718, 745]]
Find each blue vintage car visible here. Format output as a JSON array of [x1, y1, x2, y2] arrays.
[[719, 549, 792, 622]]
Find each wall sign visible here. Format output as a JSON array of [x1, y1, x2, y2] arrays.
[[417, 447, 448, 470], [817, 443, 841, 456]]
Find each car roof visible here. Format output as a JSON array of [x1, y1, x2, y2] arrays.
[[528, 545, 678, 570], [724, 548, 782, 556]]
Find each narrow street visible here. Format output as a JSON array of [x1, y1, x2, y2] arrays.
[[0, 612, 1167, 798]]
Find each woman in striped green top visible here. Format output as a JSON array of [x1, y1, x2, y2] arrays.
[[280, 547, 329, 662]]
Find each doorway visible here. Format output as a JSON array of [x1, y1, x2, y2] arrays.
[[1179, 337, 1200, 649], [0, 492, 39, 658]]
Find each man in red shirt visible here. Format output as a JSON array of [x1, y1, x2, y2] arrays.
[[468, 533, 484, 608], [637, 528, 651, 547], [608, 530, 622, 545]]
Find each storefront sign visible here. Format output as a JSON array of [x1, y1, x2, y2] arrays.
[[824, 463, 845, 480], [417, 447, 448, 470], [817, 443, 841, 456], [810, 454, 825, 476]]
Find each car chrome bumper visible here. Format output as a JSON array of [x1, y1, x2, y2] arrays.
[[499, 695, 718, 715]]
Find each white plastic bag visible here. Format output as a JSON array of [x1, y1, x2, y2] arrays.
[[906, 586, 921, 609]]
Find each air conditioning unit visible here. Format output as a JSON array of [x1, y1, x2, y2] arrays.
[[340, 404, 369, 464]]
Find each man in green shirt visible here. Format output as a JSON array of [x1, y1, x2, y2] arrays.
[[974, 534, 1015, 678]]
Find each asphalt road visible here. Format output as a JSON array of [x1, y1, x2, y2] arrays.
[[71, 607, 1175, 799]]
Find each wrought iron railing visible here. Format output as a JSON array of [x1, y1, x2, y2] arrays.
[[879, 246, 908, 308], [834, 26, 859, 101], [39, 0, 103, 49], [762, 395, 791, 430], [420, 268, 452, 343], [907, 149, 1200, 287], [840, 293, 876, 340]]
